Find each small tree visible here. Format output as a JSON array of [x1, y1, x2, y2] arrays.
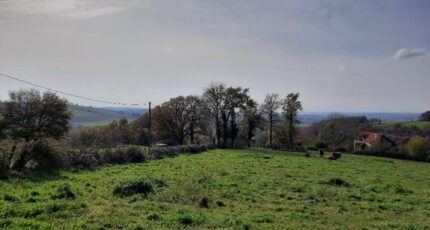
[[1, 89, 71, 169], [419, 111, 430, 121], [407, 136, 429, 160], [282, 93, 303, 150]]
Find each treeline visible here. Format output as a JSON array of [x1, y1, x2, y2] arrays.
[[71, 82, 304, 150]]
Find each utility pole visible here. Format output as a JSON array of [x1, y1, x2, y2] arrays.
[[148, 101, 152, 147]]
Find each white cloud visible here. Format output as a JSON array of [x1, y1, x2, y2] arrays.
[[393, 48, 428, 59], [0, 0, 129, 18]]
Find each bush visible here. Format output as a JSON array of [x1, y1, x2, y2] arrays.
[[149, 144, 214, 159], [407, 136, 429, 160], [68, 148, 100, 169], [124, 146, 145, 163], [3, 194, 20, 202], [0, 145, 11, 179], [113, 179, 153, 197], [53, 184, 75, 199], [101, 146, 146, 164]]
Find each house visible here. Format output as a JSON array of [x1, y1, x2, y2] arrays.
[[353, 132, 408, 152]]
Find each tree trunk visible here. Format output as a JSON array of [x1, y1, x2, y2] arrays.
[[190, 125, 195, 144], [247, 122, 253, 148], [269, 114, 273, 149], [215, 118, 222, 147], [288, 115, 294, 150], [222, 113, 229, 148], [230, 111, 237, 148]]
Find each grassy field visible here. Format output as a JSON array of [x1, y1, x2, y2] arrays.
[[1, 149, 430, 229], [377, 120, 430, 129]]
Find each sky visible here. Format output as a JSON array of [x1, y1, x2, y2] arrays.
[[0, 0, 429, 112]]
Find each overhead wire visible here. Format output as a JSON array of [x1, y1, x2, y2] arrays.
[[0, 72, 147, 107]]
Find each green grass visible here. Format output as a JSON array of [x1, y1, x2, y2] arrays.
[[1, 149, 430, 229], [377, 120, 430, 129]]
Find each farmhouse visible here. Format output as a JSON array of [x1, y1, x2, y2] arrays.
[[353, 132, 408, 152]]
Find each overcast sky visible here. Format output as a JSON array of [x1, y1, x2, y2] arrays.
[[0, 0, 429, 112]]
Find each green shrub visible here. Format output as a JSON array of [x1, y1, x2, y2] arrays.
[[147, 213, 161, 221], [113, 179, 153, 197], [104, 148, 127, 164], [3, 194, 20, 202], [52, 184, 75, 199], [124, 146, 145, 163]]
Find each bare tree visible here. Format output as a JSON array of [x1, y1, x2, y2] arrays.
[[261, 93, 281, 148], [203, 82, 225, 147]]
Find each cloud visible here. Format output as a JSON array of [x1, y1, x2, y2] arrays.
[[393, 48, 428, 59], [0, 0, 130, 18]]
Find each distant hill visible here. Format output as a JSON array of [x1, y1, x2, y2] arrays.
[[69, 105, 147, 127], [299, 112, 420, 124]]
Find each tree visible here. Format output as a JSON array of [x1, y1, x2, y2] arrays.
[[282, 93, 303, 149], [419, 111, 430, 121], [117, 118, 130, 145], [129, 113, 150, 145], [185, 96, 206, 144], [203, 82, 226, 147], [155, 96, 191, 145], [223, 87, 250, 147], [261, 93, 281, 148], [203, 83, 250, 148], [1, 89, 71, 169], [2, 89, 71, 142], [242, 99, 264, 147]]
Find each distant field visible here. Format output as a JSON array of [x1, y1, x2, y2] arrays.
[[377, 121, 430, 129], [69, 105, 135, 127], [1, 149, 429, 229]]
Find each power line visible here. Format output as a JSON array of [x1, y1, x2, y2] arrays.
[[0, 72, 146, 106]]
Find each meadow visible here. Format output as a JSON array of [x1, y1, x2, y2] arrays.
[[1, 149, 430, 229]]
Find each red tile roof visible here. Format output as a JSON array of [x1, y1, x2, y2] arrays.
[[358, 132, 379, 143], [358, 132, 407, 145]]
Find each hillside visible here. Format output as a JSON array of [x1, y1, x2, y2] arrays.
[[69, 105, 146, 127], [376, 121, 430, 130], [1, 149, 429, 229]]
